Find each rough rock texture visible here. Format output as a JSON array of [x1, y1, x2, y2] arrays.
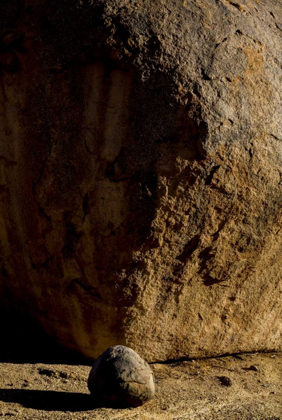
[[0, 0, 281, 361], [87, 345, 155, 407]]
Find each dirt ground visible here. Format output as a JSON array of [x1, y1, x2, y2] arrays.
[[0, 351, 281, 419]]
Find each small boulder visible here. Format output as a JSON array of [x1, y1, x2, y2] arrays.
[[87, 345, 155, 407]]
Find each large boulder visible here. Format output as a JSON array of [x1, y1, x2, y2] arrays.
[[0, 0, 281, 361]]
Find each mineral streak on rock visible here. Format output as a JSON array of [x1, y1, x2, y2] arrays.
[[0, 0, 281, 361], [88, 345, 155, 407]]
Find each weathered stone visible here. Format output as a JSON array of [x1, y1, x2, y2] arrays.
[[88, 346, 155, 407], [0, 0, 281, 361]]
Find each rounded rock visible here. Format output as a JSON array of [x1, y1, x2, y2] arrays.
[[87, 345, 155, 407]]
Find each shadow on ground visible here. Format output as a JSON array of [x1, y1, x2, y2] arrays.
[[0, 389, 103, 412], [0, 389, 133, 411]]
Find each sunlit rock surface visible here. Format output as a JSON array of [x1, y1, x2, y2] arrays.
[[0, 0, 281, 361]]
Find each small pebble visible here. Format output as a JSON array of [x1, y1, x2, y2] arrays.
[[217, 376, 232, 387], [248, 365, 259, 372], [38, 368, 56, 377], [88, 345, 155, 407]]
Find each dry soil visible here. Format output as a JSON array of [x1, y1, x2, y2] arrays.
[[0, 352, 281, 419]]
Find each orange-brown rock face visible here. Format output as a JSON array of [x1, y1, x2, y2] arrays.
[[0, 0, 281, 361]]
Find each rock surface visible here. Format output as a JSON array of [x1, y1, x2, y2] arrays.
[[0, 0, 281, 361], [87, 345, 155, 407]]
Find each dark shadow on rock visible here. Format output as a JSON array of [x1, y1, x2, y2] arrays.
[[0, 389, 112, 412], [0, 1, 209, 365], [0, 310, 92, 366]]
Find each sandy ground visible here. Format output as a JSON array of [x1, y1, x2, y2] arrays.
[[0, 351, 281, 419]]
